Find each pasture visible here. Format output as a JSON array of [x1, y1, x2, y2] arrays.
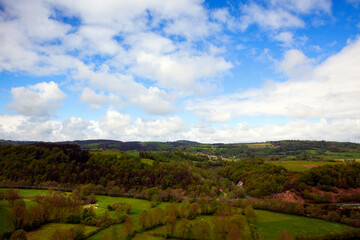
[[255, 210, 353, 239], [270, 160, 342, 172], [27, 223, 98, 240]]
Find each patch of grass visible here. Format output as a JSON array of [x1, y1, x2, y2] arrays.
[[270, 160, 342, 172], [132, 233, 165, 240], [0, 197, 41, 234], [247, 143, 275, 148], [93, 195, 166, 217], [147, 215, 252, 240], [0, 188, 48, 198], [87, 224, 124, 240], [0, 200, 11, 234], [26, 223, 98, 240], [141, 158, 154, 165], [324, 152, 360, 160], [127, 151, 139, 157], [255, 210, 353, 240]]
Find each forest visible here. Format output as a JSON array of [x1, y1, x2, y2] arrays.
[[0, 140, 360, 239]]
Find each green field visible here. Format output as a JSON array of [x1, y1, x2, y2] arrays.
[[144, 215, 253, 240], [0, 200, 10, 233], [270, 160, 342, 172], [89, 196, 169, 239], [141, 158, 154, 165], [247, 143, 275, 148], [323, 151, 360, 160], [0, 189, 49, 234], [0, 188, 48, 198], [27, 223, 98, 240], [0, 188, 169, 237], [1, 188, 356, 240], [93, 195, 168, 219], [255, 210, 353, 239], [88, 224, 124, 240]]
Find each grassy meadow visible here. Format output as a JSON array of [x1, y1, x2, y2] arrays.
[[270, 160, 342, 172], [27, 223, 98, 240], [0, 188, 357, 240], [255, 210, 353, 239]]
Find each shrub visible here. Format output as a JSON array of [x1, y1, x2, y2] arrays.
[[66, 214, 81, 224], [9, 229, 27, 240]]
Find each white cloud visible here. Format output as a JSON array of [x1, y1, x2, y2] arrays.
[[73, 65, 176, 115], [240, 3, 305, 30], [270, 0, 331, 14], [80, 88, 122, 109], [7, 81, 66, 117], [278, 49, 314, 79], [211, 8, 237, 31], [183, 119, 360, 143], [1, 114, 360, 143], [274, 31, 294, 46], [239, 0, 331, 31], [131, 52, 232, 92], [99, 109, 133, 137], [0, 0, 233, 115], [187, 37, 360, 121]]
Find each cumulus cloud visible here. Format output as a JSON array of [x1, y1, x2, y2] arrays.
[[187, 37, 360, 121], [0, 0, 233, 115], [98, 109, 186, 140], [239, 0, 330, 31], [74, 65, 176, 115], [274, 31, 294, 46], [131, 52, 232, 92], [278, 49, 314, 78], [80, 88, 122, 109], [182, 119, 360, 143], [7, 81, 66, 117], [1, 113, 360, 143], [240, 3, 304, 30]]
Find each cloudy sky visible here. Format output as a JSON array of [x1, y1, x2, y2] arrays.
[[0, 0, 360, 143]]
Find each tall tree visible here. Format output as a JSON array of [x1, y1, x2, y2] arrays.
[[7, 199, 28, 230], [122, 216, 134, 240], [176, 218, 190, 239], [193, 221, 210, 240]]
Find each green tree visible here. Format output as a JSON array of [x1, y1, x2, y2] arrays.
[[6, 189, 20, 206], [227, 224, 242, 240], [176, 218, 190, 238], [193, 220, 210, 240], [122, 216, 134, 240], [212, 216, 229, 240], [9, 229, 27, 240], [138, 211, 148, 230], [244, 205, 255, 219], [164, 215, 177, 237], [7, 199, 28, 230]]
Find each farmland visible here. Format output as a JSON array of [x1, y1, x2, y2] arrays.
[[1, 188, 358, 240], [269, 160, 342, 172], [255, 210, 353, 239]]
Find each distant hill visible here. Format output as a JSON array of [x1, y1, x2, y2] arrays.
[[1, 139, 360, 160], [0, 139, 200, 151]]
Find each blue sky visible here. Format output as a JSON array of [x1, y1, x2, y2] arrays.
[[0, 0, 360, 143]]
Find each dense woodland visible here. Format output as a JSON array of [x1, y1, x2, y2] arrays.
[[0, 144, 226, 199]]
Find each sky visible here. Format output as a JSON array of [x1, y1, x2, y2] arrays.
[[0, 0, 360, 143]]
